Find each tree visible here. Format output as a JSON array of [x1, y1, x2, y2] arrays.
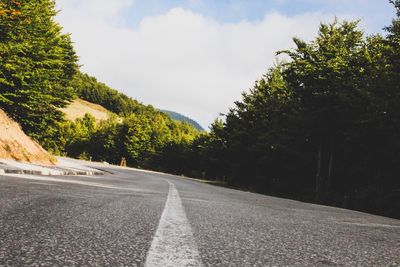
[[0, 0, 78, 141], [88, 117, 124, 164], [385, 0, 400, 129], [62, 114, 96, 158], [280, 20, 370, 202]]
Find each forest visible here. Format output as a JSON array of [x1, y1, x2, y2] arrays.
[[1, 0, 399, 218]]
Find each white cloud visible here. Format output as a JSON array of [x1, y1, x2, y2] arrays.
[[56, 1, 343, 128]]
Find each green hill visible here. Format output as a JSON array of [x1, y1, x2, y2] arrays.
[[70, 72, 205, 132], [70, 72, 154, 116], [161, 110, 204, 131]]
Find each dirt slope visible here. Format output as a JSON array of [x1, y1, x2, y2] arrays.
[[60, 98, 112, 122], [0, 109, 56, 165]]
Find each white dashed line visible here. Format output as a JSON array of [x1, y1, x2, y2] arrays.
[[145, 181, 203, 267]]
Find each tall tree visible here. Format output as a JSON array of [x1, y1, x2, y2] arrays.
[[0, 0, 78, 141], [280, 20, 369, 202], [385, 0, 400, 128]]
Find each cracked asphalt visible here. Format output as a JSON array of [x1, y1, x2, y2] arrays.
[[0, 164, 399, 266]]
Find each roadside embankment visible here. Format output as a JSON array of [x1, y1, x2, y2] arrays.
[[0, 109, 56, 165], [0, 157, 104, 176]]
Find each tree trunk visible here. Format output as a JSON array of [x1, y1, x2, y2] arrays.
[[315, 134, 334, 203], [327, 136, 334, 190], [315, 138, 323, 203]]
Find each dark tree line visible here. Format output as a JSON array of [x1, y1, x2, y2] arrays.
[[163, 4, 400, 218]]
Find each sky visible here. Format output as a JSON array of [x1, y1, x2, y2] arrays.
[[55, 0, 395, 129]]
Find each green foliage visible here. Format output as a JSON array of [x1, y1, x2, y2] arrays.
[[49, 113, 97, 157], [123, 113, 154, 165], [169, 14, 400, 218], [0, 0, 78, 141], [161, 110, 204, 131], [88, 117, 124, 163], [62, 70, 201, 168], [50, 109, 200, 170], [70, 71, 153, 116]]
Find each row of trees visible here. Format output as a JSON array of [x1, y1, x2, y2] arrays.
[[164, 3, 400, 218], [51, 112, 198, 169]]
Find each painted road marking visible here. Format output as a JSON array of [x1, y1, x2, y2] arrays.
[[145, 181, 203, 267]]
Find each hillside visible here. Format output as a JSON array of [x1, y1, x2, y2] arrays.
[[60, 98, 113, 122], [71, 72, 153, 116], [0, 109, 56, 165], [161, 110, 204, 131], [68, 72, 203, 132]]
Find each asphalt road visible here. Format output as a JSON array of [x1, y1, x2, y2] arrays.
[[0, 164, 399, 266]]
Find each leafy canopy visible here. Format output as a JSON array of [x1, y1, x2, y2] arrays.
[[0, 0, 78, 140]]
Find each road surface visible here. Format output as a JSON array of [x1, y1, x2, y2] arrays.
[[0, 164, 399, 266]]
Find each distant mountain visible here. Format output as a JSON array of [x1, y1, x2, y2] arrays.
[[161, 110, 204, 131]]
